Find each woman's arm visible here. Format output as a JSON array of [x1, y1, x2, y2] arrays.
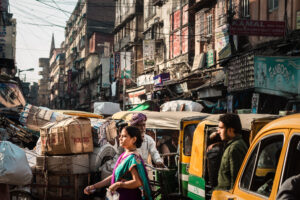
[[109, 167, 142, 192], [84, 175, 112, 195]]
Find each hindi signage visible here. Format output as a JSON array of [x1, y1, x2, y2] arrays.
[[230, 19, 285, 37]]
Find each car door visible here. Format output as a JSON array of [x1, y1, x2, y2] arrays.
[[276, 130, 300, 198]]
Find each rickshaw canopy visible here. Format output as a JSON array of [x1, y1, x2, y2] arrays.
[[112, 111, 209, 130], [203, 113, 278, 130]]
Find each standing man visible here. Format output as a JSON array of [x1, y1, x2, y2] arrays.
[[216, 113, 248, 190], [129, 113, 164, 168]]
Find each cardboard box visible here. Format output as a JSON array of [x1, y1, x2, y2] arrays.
[[36, 154, 89, 174], [40, 117, 93, 155]]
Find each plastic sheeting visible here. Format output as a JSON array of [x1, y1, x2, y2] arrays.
[[161, 100, 204, 112], [0, 141, 32, 185], [94, 102, 121, 115]]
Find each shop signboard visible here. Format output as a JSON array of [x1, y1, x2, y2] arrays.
[[230, 19, 285, 37], [137, 74, 154, 86], [254, 56, 300, 95], [297, 11, 300, 30], [128, 88, 146, 105], [153, 73, 170, 86], [206, 49, 215, 67], [143, 40, 155, 67]]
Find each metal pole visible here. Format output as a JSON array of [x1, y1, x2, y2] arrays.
[[123, 53, 126, 110]]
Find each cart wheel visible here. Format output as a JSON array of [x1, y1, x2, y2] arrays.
[[10, 190, 33, 200]]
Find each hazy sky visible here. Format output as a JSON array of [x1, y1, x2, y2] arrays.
[[9, 0, 77, 83]]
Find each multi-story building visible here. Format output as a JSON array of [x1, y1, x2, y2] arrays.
[[0, 2, 16, 76], [48, 35, 65, 109], [113, 0, 144, 108], [64, 0, 115, 111], [222, 0, 300, 114], [37, 58, 50, 107]]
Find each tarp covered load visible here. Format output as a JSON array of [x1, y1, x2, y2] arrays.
[[93, 102, 121, 115], [20, 104, 66, 132], [0, 141, 32, 185], [40, 117, 93, 155], [161, 100, 204, 112], [90, 118, 118, 146]]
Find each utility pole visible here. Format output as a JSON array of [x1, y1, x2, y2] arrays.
[[122, 53, 126, 110]]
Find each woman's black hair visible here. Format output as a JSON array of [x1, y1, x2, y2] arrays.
[[123, 126, 143, 148]]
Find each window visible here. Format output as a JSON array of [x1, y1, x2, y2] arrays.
[[183, 124, 197, 156], [240, 134, 283, 197], [200, 13, 205, 35], [281, 134, 300, 186], [268, 0, 278, 12], [217, 0, 226, 26], [207, 14, 212, 35], [241, 0, 249, 17]]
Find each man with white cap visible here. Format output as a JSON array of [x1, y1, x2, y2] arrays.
[[129, 113, 164, 168]]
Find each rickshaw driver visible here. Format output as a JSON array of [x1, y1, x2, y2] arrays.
[[130, 113, 165, 168]]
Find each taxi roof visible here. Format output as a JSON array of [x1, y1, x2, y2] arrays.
[[257, 114, 300, 133], [202, 113, 278, 130], [112, 111, 209, 130]]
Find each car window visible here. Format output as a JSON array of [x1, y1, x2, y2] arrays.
[[281, 134, 300, 186], [239, 134, 283, 197], [183, 124, 197, 156]]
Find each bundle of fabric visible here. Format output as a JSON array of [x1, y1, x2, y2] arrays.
[[19, 104, 66, 132]]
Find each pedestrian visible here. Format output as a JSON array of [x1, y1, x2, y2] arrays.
[[129, 113, 164, 167], [276, 174, 300, 200], [84, 126, 152, 200], [215, 113, 248, 190]]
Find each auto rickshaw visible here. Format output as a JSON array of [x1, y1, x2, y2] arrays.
[[187, 114, 279, 200], [112, 111, 210, 199], [212, 114, 300, 200]]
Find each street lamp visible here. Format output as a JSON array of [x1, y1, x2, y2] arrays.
[[18, 68, 34, 82]]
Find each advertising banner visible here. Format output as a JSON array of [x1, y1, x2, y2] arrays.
[[143, 40, 155, 67], [100, 58, 111, 88], [254, 56, 300, 95], [120, 52, 131, 79]]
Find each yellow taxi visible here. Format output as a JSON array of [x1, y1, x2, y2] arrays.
[[212, 114, 300, 200]]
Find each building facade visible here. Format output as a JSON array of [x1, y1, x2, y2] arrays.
[[64, 0, 115, 111], [37, 58, 50, 107]]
